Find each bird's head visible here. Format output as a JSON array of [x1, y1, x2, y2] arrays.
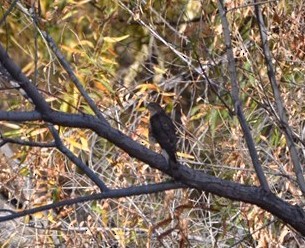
[[147, 102, 163, 115]]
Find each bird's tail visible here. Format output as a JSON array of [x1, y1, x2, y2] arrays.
[[161, 149, 177, 164], [170, 153, 177, 163]]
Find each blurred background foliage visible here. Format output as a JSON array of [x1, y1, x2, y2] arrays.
[[0, 0, 305, 246]]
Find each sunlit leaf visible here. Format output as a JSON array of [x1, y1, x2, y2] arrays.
[[19, 166, 30, 176], [103, 34, 129, 43], [65, 137, 90, 152]]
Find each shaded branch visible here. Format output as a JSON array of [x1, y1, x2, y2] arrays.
[[0, 181, 185, 222], [0, 47, 50, 113], [0, 0, 19, 27], [1, 26, 305, 236], [177, 165, 305, 235], [1, 109, 305, 235], [0, 109, 170, 173], [253, 0, 305, 195], [0, 137, 55, 148], [217, 0, 270, 192], [48, 125, 109, 192], [40, 31, 108, 124]]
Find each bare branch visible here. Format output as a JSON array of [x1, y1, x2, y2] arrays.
[[0, 46, 51, 113], [0, 181, 185, 222], [0, 137, 55, 148], [48, 125, 109, 192], [0, 0, 19, 27], [1, 109, 305, 235], [40, 31, 109, 124], [253, 0, 305, 194], [177, 165, 305, 235], [217, 0, 270, 192]]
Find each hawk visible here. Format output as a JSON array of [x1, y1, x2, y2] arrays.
[[147, 102, 177, 163]]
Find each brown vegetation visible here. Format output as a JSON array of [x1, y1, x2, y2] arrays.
[[1, 0, 305, 247]]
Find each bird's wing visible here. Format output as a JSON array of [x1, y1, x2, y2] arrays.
[[159, 114, 177, 143], [150, 113, 177, 151]]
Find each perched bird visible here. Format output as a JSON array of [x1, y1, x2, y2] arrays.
[[147, 102, 178, 163]]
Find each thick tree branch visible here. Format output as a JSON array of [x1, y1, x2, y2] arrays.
[[1, 32, 305, 236], [178, 165, 305, 234], [0, 53, 50, 114], [1, 109, 305, 235], [0, 44, 111, 191]]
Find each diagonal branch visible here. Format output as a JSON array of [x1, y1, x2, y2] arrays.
[[0, 46, 51, 113], [40, 31, 109, 124], [217, 0, 270, 192], [253, 0, 305, 195], [0, 1, 108, 124], [2, 28, 305, 235], [0, 0, 19, 27], [48, 125, 109, 192], [1, 109, 305, 234], [0, 44, 110, 191]]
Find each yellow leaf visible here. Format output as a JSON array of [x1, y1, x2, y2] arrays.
[[29, 128, 48, 137], [103, 35, 129, 43], [32, 211, 45, 219], [65, 137, 90, 152], [154, 65, 167, 74], [19, 166, 30, 176], [136, 83, 159, 92], [99, 55, 118, 65], [61, 45, 84, 54], [94, 80, 115, 94], [177, 152, 194, 160], [80, 137, 89, 151], [78, 40, 94, 48], [0, 122, 20, 129], [161, 92, 175, 97]]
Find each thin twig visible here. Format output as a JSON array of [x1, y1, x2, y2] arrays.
[[0, 0, 19, 27], [0, 137, 55, 148], [0, 181, 185, 222]]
